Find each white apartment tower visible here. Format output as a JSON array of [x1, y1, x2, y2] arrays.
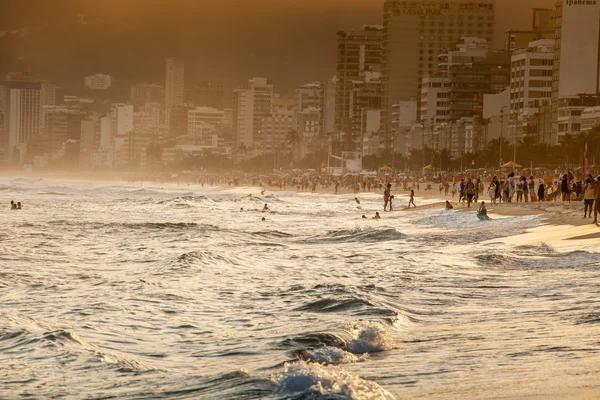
[[552, 0, 600, 143], [232, 77, 274, 153], [510, 39, 554, 141], [4, 72, 42, 163], [381, 0, 496, 149], [165, 58, 185, 110]]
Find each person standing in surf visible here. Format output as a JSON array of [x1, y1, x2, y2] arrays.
[[383, 184, 393, 211], [408, 189, 416, 208]]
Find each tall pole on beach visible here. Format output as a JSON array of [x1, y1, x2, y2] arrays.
[[512, 114, 517, 172], [500, 106, 506, 168]]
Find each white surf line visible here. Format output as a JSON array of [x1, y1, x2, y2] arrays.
[[483, 224, 600, 249]]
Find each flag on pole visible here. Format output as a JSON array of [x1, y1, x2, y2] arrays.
[[584, 138, 589, 176]]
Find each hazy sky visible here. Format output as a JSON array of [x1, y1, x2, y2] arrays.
[[0, 0, 555, 97]]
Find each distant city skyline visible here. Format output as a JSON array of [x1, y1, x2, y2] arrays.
[[0, 0, 553, 98]]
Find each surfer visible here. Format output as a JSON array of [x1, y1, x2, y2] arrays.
[[383, 184, 392, 211], [408, 190, 416, 208], [445, 201, 453, 210]]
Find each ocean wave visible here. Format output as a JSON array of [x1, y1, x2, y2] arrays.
[[274, 361, 395, 399], [296, 298, 396, 317], [302, 346, 366, 365], [303, 227, 406, 244], [46, 220, 218, 232], [345, 321, 396, 354], [176, 250, 239, 266], [0, 315, 151, 373], [474, 249, 600, 270]]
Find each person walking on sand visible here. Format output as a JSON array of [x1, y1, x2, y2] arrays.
[[583, 177, 595, 218], [516, 177, 524, 202], [529, 176, 536, 202], [592, 175, 600, 225], [383, 184, 392, 211], [488, 181, 496, 204], [465, 178, 475, 208], [537, 180, 546, 202], [451, 182, 457, 199], [408, 189, 416, 208], [507, 173, 515, 202]]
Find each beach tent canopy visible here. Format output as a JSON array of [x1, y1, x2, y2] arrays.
[[501, 161, 522, 169], [422, 164, 433, 170], [379, 164, 394, 171]]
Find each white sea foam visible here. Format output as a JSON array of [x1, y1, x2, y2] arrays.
[[275, 361, 395, 399], [304, 346, 367, 364], [346, 321, 395, 354]]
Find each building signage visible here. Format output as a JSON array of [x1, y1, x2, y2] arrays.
[[402, 8, 443, 16], [390, 2, 445, 16], [565, 0, 597, 5]]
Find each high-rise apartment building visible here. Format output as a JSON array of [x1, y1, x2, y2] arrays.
[[188, 82, 224, 110], [322, 77, 337, 135], [130, 84, 165, 108], [447, 51, 510, 122], [296, 81, 324, 143], [232, 77, 273, 154], [165, 58, 185, 110], [505, 8, 553, 52], [43, 106, 86, 161], [187, 106, 225, 147], [552, 0, 600, 143], [381, 0, 496, 149], [4, 72, 42, 163], [509, 39, 554, 143], [335, 25, 383, 148]]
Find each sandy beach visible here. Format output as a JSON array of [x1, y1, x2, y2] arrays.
[[391, 186, 600, 247]]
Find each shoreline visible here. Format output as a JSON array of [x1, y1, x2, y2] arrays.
[[3, 173, 598, 243]]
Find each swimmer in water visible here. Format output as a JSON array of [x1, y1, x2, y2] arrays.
[[16, 202, 22, 210], [240, 207, 244, 211], [355, 198, 360, 204], [373, 212, 381, 219], [261, 190, 266, 195], [362, 214, 367, 219], [445, 200, 453, 210], [10, 201, 16, 210], [263, 204, 270, 211], [261, 217, 266, 221]]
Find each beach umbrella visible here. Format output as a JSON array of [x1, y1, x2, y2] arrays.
[[501, 161, 522, 169]]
